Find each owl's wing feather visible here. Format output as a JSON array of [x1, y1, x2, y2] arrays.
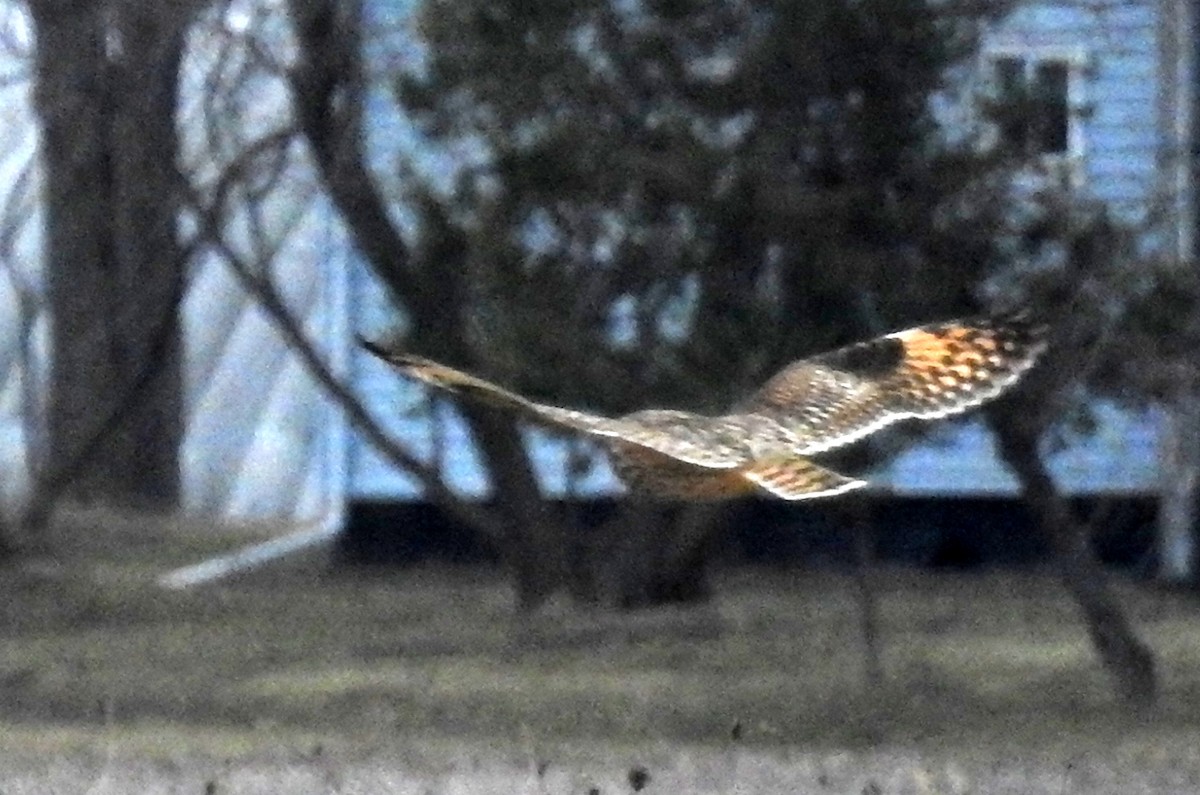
[[742, 312, 1047, 455], [359, 339, 741, 469], [360, 339, 622, 436]]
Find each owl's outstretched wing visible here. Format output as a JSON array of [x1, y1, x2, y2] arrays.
[[358, 338, 743, 469], [740, 312, 1047, 455]]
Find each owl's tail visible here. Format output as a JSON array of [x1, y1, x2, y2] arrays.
[[610, 445, 865, 501], [739, 455, 866, 500]]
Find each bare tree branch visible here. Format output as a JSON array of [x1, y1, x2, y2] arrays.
[[182, 175, 507, 542], [284, 0, 425, 310]]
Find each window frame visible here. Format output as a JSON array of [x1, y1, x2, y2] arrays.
[[979, 43, 1091, 187]]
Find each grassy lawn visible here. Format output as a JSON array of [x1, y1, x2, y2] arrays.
[[2, 510, 1200, 792]]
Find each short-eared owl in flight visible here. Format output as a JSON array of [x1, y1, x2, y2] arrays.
[[361, 313, 1046, 502]]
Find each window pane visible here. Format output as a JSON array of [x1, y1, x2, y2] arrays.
[[1033, 60, 1070, 154], [994, 56, 1024, 97], [991, 56, 1028, 151]]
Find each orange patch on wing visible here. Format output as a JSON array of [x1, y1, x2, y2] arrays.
[[895, 325, 1014, 379]]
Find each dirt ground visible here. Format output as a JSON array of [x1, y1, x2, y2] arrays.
[[2, 734, 1200, 794]]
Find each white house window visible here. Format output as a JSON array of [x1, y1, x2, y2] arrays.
[[982, 46, 1089, 184]]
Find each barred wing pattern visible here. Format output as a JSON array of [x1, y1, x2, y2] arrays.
[[359, 312, 1045, 502], [741, 313, 1047, 455]]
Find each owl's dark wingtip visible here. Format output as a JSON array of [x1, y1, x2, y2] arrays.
[[356, 335, 434, 369], [1008, 310, 1051, 356], [987, 306, 1049, 335], [969, 308, 1051, 360], [356, 334, 388, 359]]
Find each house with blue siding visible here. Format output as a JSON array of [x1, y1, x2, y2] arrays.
[[0, 0, 1194, 566], [979, 0, 1191, 227], [348, 0, 1192, 504]]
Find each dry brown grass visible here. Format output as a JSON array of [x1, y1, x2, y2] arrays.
[[0, 514, 1198, 792]]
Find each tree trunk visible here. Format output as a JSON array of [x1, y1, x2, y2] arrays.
[[1157, 387, 1200, 585], [654, 504, 720, 604], [582, 502, 717, 610], [29, 2, 189, 515], [461, 406, 571, 612], [846, 496, 884, 691], [990, 415, 1157, 707]]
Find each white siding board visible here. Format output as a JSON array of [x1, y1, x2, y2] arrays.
[[0, 12, 40, 520], [1099, 53, 1159, 80]]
